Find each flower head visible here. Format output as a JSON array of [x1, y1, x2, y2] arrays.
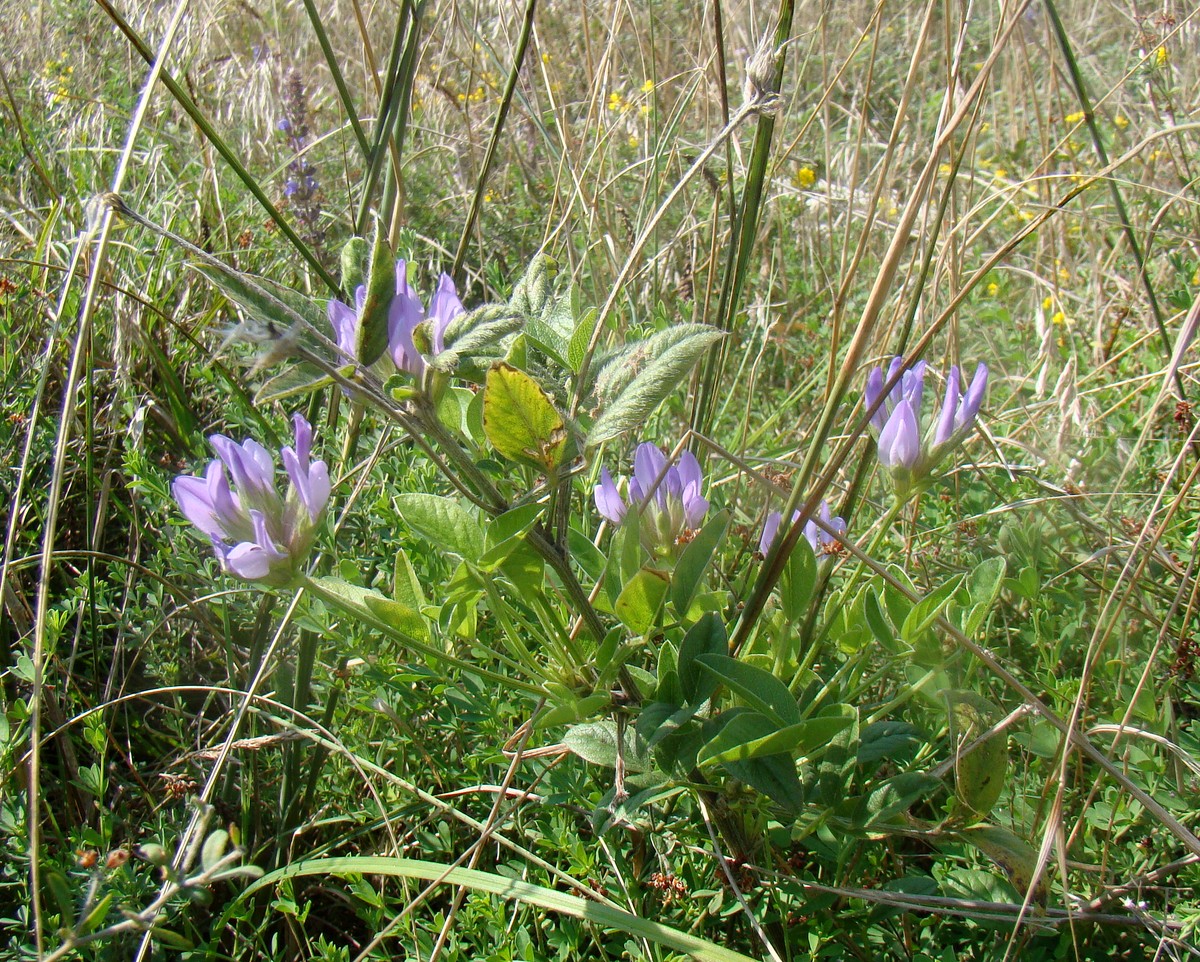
[[172, 414, 330, 586], [760, 501, 847, 560], [594, 442, 709, 556], [864, 357, 988, 493], [325, 259, 465, 381]]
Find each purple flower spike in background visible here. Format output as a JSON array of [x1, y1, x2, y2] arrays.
[[593, 442, 709, 555], [864, 356, 989, 494], [760, 501, 847, 560], [172, 414, 330, 587]]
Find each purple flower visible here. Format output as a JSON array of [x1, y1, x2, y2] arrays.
[[325, 260, 466, 379], [930, 363, 988, 454], [172, 414, 330, 586], [760, 501, 847, 559], [593, 442, 709, 555], [864, 357, 988, 492]]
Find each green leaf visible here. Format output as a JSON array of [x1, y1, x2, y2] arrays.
[[254, 362, 337, 405], [311, 576, 427, 641], [963, 556, 1007, 636], [201, 829, 230, 873], [586, 325, 723, 447], [863, 588, 896, 651], [537, 693, 612, 729], [190, 262, 320, 337], [857, 721, 923, 767], [957, 824, 1048, 904], [564, 720, 650, 771], [435, 304, 524, 372], [696, 653, 801, 726], [671, 509, 730, 616], [78, 891, 114, 935], [700, 711, 806, 813], [509, 254, 558, 318], [568, 307, 599, 373], [483, 362, 569, 473], [900, 575, 964, 644], [676, 613, 727, 705], [614, 568, 669, 635], [780, 533, 817, 622], [149, 928, 195, 950], [393, 493, 485, 561], [947, 691, 1007, 823], [44, 869, 74, 930], [339, 236, 369, 294], [700, 708, 855, 766], [392, 548, 426, 613], [236, 857, 762, 962], [355, 222, 395, 366], [852, 772, 940, 828]]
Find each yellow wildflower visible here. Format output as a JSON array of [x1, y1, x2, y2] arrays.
[[1065, 110, 1085, 124], [795, 167, 816, 190], [1052, 311, 1066, 325], [1155, 46, 1169, 67], [1042, 296, 1054, 310], [986, 282, 999, 297], [1114, 114, 1129, 129], [640, 79, 654, 94], [607, 91, 623, 111]]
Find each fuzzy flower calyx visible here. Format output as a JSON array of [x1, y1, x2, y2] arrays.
[[172, 414, 330, 586]]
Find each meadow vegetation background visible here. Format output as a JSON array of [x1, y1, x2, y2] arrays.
[[2, 0, 1200, 958]]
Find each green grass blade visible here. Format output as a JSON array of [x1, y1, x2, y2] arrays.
[[239, 856, 762, 962], [298, 0, 371, 158]]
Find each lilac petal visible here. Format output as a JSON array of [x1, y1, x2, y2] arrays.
[[354, 283, 367, 316], [210, 436, 274, 496], [959, 362, 988, 430], [328, 299, 358, 356], [933, 366, 961, 448], [292, 413, 313, 469], [388, 294, 426, 377], [283, 448, 331, 521], [682, 489, 709, 529], [879, 399, 920, 469], [760, 511, 782, 555], [594, 467, 627, 524], [224, 511, 288, 580], [803, 518, 820, 554], [865, 366, 887, 433], [633, 444, 667, 507], [676, 451, 703, 495], [173, 472, 223, 540], [223, 542, 275, 580], [428, 273, 465, 355], [902, 360, 926, 411]]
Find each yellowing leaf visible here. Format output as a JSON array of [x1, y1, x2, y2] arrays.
[[483, 362, 568, 472]]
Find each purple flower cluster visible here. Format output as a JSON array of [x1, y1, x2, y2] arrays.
[[594, 443, 709, 555], [172, 414, 330, 586], [864, 356, 988, 492], [277, 68, 323, 248], [327, 260, 465, 378], [760, 501, 847, 560]]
